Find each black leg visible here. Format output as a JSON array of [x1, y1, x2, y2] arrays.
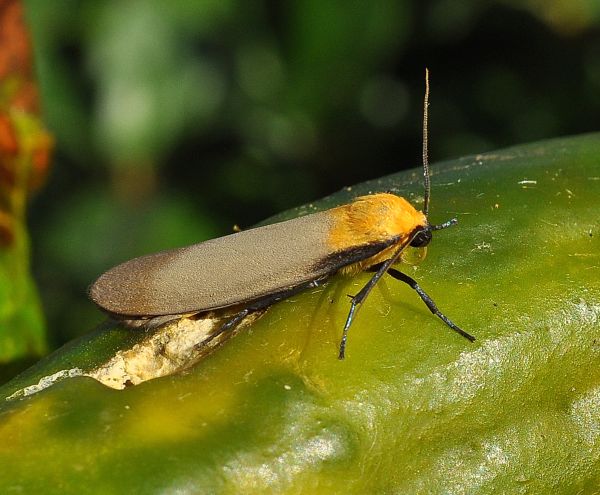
[[338, 251, 405, 360], [385, 267, 475, 342], [338, 238, 422, 360], [214, 309, 250, 338], [193, 277, 330, 352], [193, 309, 250, 351]]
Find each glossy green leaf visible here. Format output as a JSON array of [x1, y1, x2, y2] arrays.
[[1, 134, 599, 494]]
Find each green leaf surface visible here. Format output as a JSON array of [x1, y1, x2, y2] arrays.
[[1, 134, 599, 494], [0, 234, 46, 367]]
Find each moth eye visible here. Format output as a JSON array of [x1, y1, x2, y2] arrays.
[[410, 229, 432, 248]]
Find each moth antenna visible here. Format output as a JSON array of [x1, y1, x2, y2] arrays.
[[422, 68, 431, 218]]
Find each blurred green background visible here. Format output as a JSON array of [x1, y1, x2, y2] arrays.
[[22, 0, 600, 347]]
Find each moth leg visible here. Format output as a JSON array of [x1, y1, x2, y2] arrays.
[[339, 261, 391, 360], [116, 313, 183, 330], [385, 267, 475, 342], [205, 277, 331, 350], [213, 309, 250, 339]]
